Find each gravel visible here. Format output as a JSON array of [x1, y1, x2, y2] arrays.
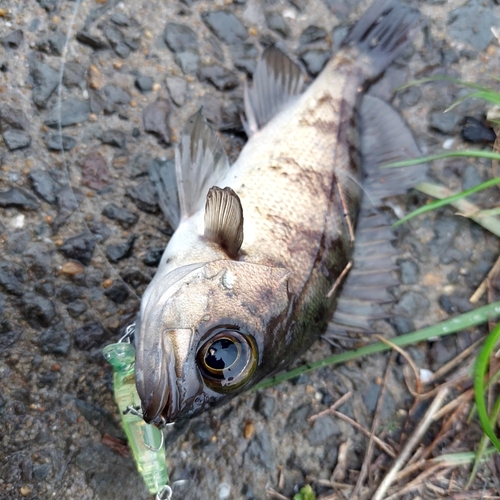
[[1, 0, 499, 499]]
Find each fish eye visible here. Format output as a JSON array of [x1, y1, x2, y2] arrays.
[[197, 330, 258, 393]]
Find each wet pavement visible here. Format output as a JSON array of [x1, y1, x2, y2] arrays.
[[0, 0, 499, 499]]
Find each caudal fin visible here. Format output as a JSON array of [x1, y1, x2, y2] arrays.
[[342, 0, 419, 79]]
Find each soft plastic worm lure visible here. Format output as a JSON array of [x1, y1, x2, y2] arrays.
[[103, 333, 170, 498]]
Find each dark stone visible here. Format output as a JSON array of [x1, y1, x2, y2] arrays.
[[362, 381, 381, 413], [397, 86, 422, 109], [286, 404, 312, 432], [32, 464, 51, 481], [266, 12, 289, 38], [36, 0, 57, 11], [0, 187, 40, 210], [102, 203, 138, 229], [199, 64, 239, 91], [300, 49, 331, 76], [244, 430, 275, 471], [397, 259, 420, 285], [104, 283, 129, 304], [254, 394, 276, 419], [103, 84, 131, 111], [23, 244, 53, 279], [89, 89, 106, 114], [143, 98, 172, 144], [75, 31, 108, 50], [131, 127, 140, 138], [110, 13, 130, 26], [2, 130, 31, 150], [135, 74, 154, 93], [29, 169, 60, 204], [438, 294, 474, 315], [58, 233, 96, 266], [52, 184, 83, 231], [81, 152, 113, 191], [6, 230, 31, 253], [447, 1, 498, 52], [104, 25, 130, 58], [202, 11, 248, 44], [165, 76, 187, 107], [230, 43, 258, 75], [44, 98, 90, 128], [163, 23, 199, 53], [0, 104, 29, 131], [142, 247, 164, 267], [174, 50, 200, 74], [74, 321, 107, 350], [394, 291, 430, 318], [191, 420, 214, 445], [39, 323, 71, 355], [67, 300, 87, 318], [299, 25, 327, 45], [48, 31, 66, 56], [57, 283, 83, 304], [21, 292, 56, 329], [429, 110, 460, 134], [1, 29, 24, 49], [105, 236, 136, 263], [38, 371, 58, 388], [34, 281, 55, 297], [0, 320, 23, 348], [462, 164, 483, 192], [43, 133, 76, 151], [462, 116, 496, 144], [100, 129, 126, 149], [126, 181, 159, 213], [88, 220, 112, 244], [29, 60, 59, 108], [307, 415, 340, 446], [122, 269, 147, 288]]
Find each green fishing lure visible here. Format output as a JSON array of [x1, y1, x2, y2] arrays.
[[103, 340, 170, 497]]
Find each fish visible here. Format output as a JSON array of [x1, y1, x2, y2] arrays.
[[134, 0, 424, 426]]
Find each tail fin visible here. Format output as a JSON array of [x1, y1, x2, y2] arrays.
[[342, 0, 419, 79]]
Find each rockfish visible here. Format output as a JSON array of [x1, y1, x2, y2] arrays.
[[135, 0, 423, 425]]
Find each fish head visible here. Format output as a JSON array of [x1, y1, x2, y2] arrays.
[[135, 259, 291, 425]]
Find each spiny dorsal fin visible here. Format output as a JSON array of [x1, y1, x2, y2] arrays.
[[243, 46, 303, 136], [175, 109, 230, 220], [148, 158, 181, 229], [204, 186, 243, 258]]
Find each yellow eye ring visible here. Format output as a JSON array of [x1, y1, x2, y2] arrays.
[[197, 330, 258, 393]]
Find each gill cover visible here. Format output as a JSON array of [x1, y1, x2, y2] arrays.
[[135, 259, 290, 424]]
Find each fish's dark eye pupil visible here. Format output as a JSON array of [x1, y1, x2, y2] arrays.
[[205, 338, 238, 370]]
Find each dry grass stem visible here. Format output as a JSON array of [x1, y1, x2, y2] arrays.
[[308, 391, 352, 423], [331, 410, 396, 458], [351, 352, 396, 500], [331, 439, 351, 482], [266, 488, 289, 500], [432, 387, 474, 422], [470, 254, 500, 303], [371, 387, 449, 500]]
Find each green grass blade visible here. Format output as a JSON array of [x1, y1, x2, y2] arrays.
[[466, 394, 500, 488], [383, 150, 500, 168], [252, 301, 500, 391], [445, 91, 500, 112], [396, 76, 495, 93], [431, 448, 498, 465], [473, 322, 500, 452], [393, 177, 500, 227], [415, 183, 500, 238]]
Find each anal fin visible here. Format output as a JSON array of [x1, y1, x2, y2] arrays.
[[327, 96, 427, 337]]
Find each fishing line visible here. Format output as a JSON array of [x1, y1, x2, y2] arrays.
[[56, 0, 141, 303]]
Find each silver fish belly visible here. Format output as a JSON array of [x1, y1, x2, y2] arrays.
[[135, 0, 421, 425]]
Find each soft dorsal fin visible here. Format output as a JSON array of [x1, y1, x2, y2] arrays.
[[204, 186, 243, 258], [243, 46, 303, 136], [175, 109, 230, 220]]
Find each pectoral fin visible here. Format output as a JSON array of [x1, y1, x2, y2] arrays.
[[204, 186, 243, 258]]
